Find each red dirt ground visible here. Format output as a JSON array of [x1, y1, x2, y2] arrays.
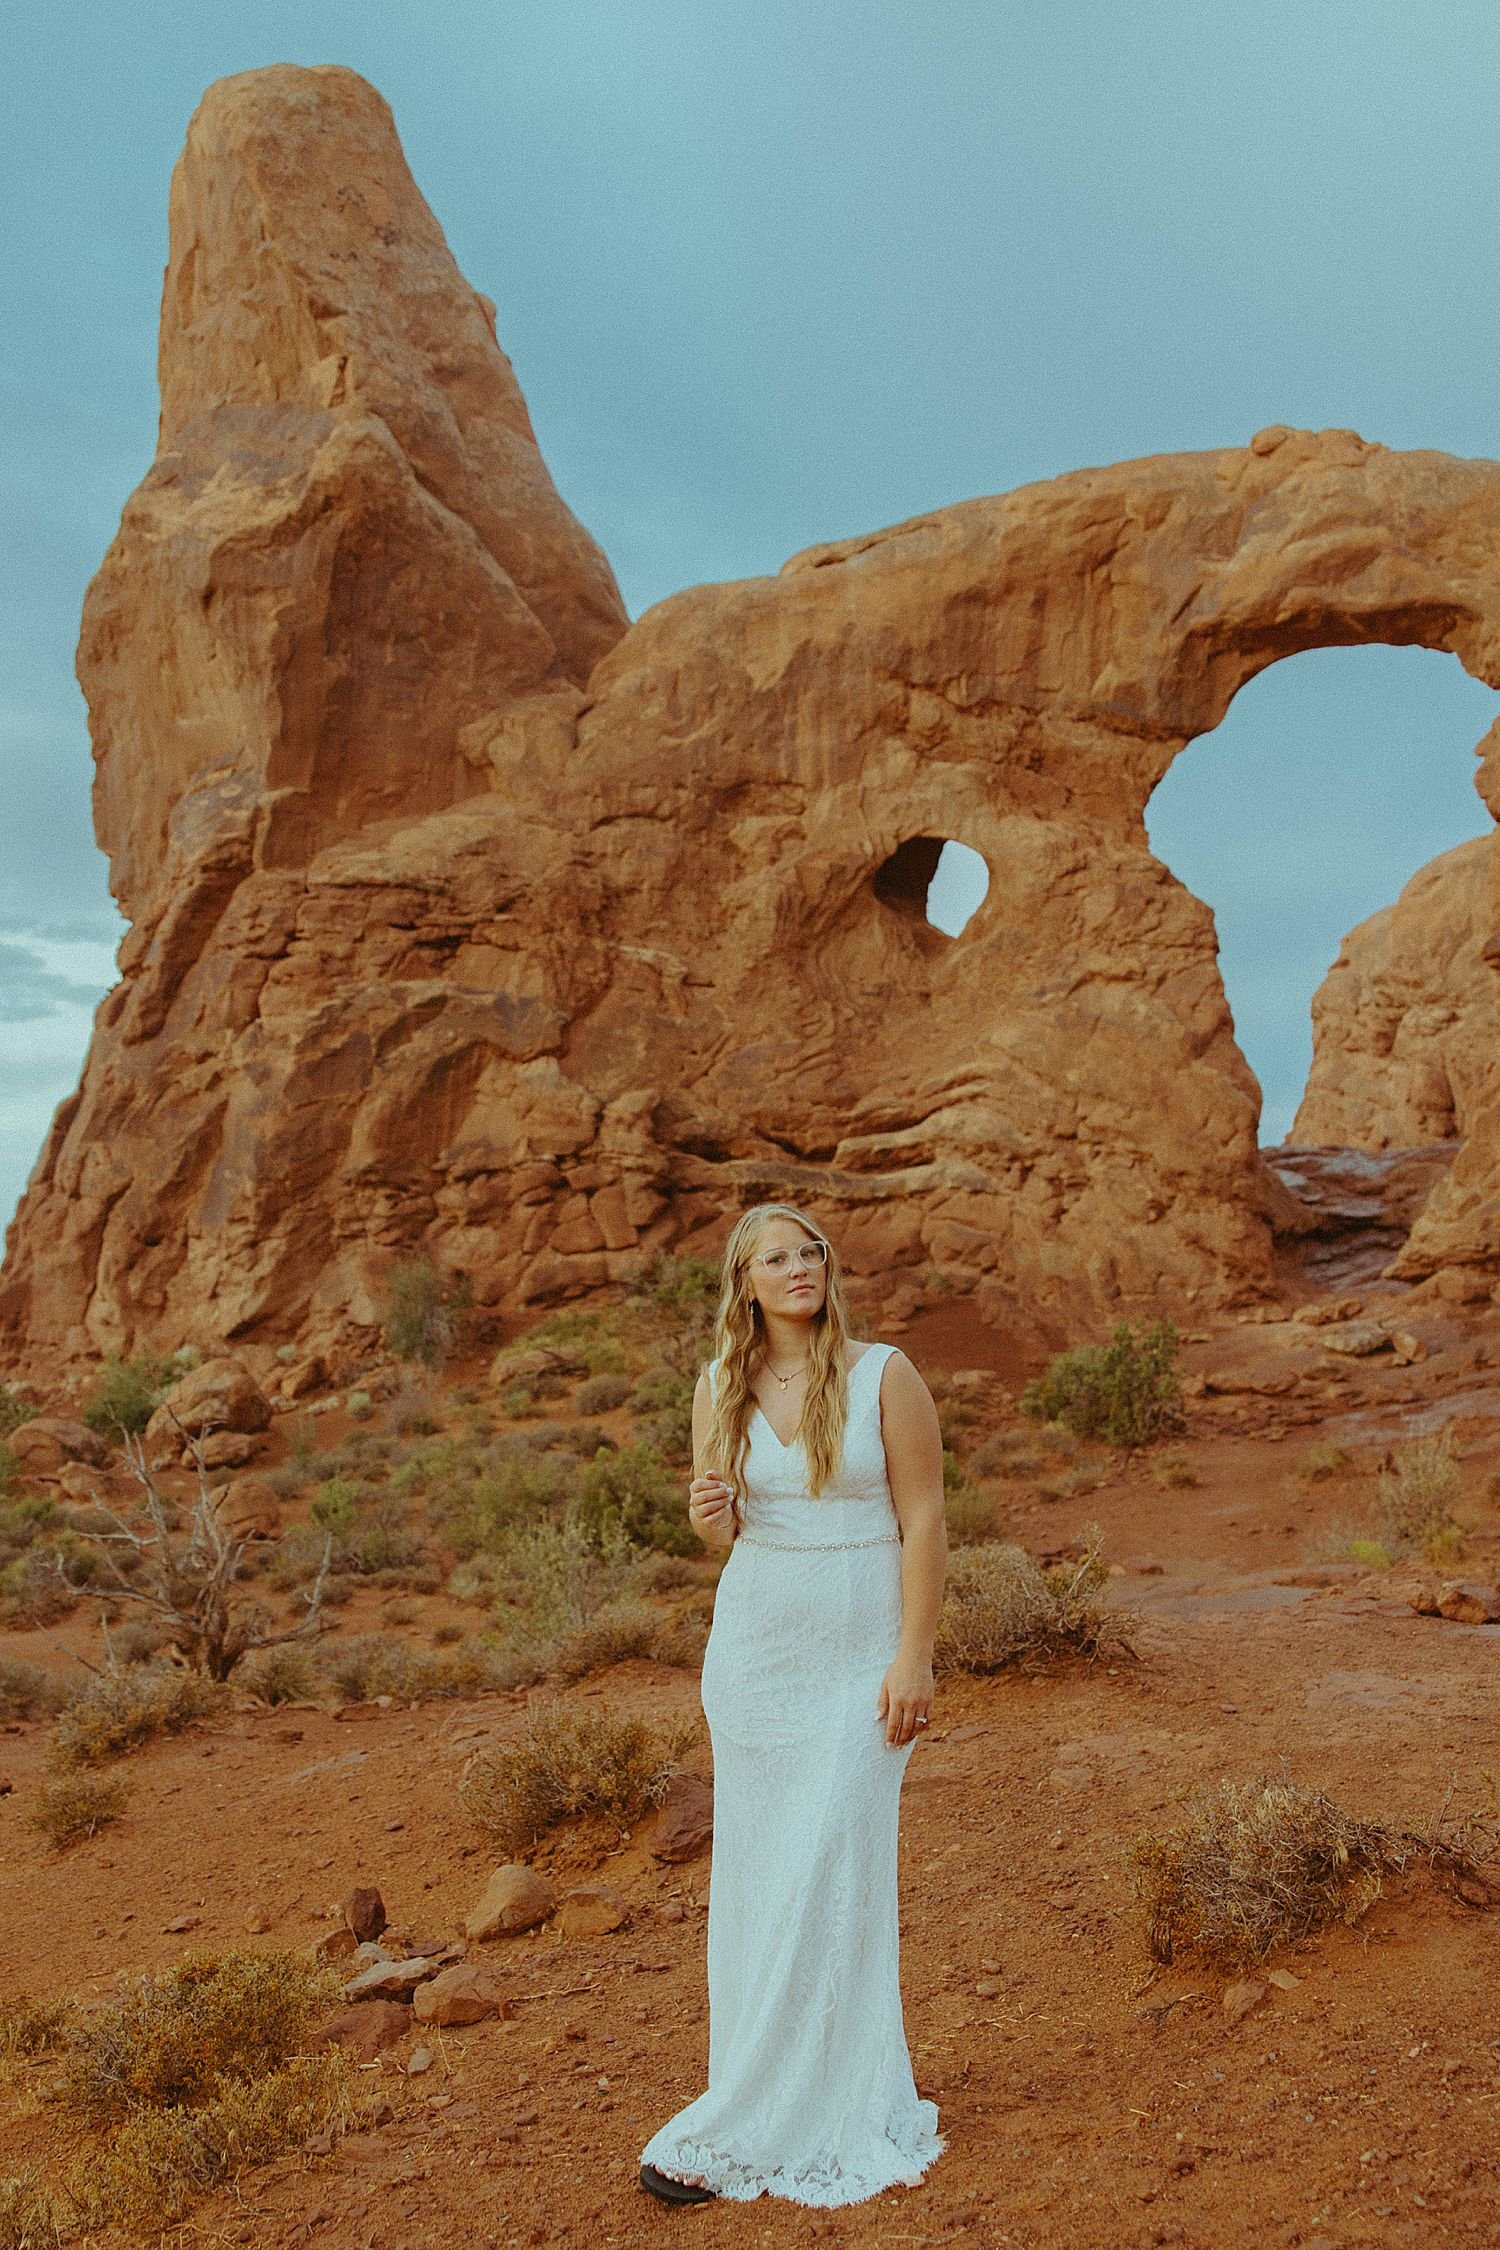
[[4, 1294, 1500, 2249]]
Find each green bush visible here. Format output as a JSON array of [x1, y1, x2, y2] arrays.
[[444, 1448, 571, 1558], [0, 1493, 57, 1570], [941, 1453, 999, 1546], [496, 1308, 629, 1378], [379, 1257, 472, 1369], [81, 1353, 173, 1440], [629, 1366, 696, 1463], [572, 1440, 694, 1555], [1020, 1319, 1182, 1446]]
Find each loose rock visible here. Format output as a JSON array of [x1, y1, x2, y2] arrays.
[[312, 2001, 412, 2061], [557, 1884, 629, 1938], [341, 1884, 388, 1942], [465, 1864, 556, 1941], [413, 1964, 513, 2027], [650, 1772, 714, 1863], [1436, 1580, 1500, 1625]]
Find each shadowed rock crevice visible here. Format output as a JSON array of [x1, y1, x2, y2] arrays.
[[3, 68, 1500, 1382]]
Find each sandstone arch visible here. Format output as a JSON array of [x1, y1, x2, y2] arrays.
[[4, 64, 1500, 1383]]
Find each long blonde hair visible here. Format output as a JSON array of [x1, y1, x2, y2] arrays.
[[703, 1202, 853, 1498]]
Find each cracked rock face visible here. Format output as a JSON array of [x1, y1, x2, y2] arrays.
[[3, 65, 1499, 1381]]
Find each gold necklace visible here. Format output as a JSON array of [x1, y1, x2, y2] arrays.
[[764, 1357, 808, 1393]]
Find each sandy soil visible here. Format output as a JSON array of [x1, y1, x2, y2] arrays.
[[4, 1294, 1500, 2249]]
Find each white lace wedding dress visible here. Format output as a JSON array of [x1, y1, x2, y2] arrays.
[[639, 1340, 944, 2207]]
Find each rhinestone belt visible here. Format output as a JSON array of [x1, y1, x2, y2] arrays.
[[736, 1531, 900, 1552]]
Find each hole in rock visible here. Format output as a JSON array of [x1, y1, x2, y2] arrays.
[[873, 837, 990, 936], [1146, 644, 1499, 1287]]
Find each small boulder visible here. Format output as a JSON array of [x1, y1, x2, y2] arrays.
[[465, 1864, 556, 1941], [9, 1418, 107, 1475], [199, 1430, 258, 1470], [650, 1772, 714, 1863], [343, 1955, 440, 2003], [412, 1964, 512, 2027], [341, 1885, 388, 1943], [314, 1927, 358, 1963], [1436, 1580, 1500, 1626], [312, 2000, 412, 2060], [220, 1476, 283, 1538], [147, 1356, 272, 1444], [1319, 1322, 1391, 1359], [557, 1884, 629, 1938]]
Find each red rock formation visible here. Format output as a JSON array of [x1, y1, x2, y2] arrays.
[[4, 70, 1500, 1383], [1292, 835, 1497, 1149]]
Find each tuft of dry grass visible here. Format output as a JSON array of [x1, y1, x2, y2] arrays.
[[1130, 1773, 1500, 1970], [74, 2050, 355, 2233], [459, 1697, 696, 1856], [60, 1951, 336, 2122], [28, 1768, 129, 1850], [0, 1997, 69, 2060], [1375, 1432, 1464, 1561], [1298, 1441, 1351, 1483], [932, 1527, 1131, 1674], [49, 1663, 224, 1769], [237, 1643, 319, 1706], [1152, 1451, 1199, 1490], [549, 1596, 709, 1681], [0, 2168, 59, 2250], [320, 1632, 526, 1705]]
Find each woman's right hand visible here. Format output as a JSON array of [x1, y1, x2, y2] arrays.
[[687, 1472, 738, 1549]]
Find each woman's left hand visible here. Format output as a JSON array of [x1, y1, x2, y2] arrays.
[[877, 1655, 934, 1747]]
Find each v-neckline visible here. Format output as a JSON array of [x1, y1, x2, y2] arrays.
[[752, 1344, 874, 1451]]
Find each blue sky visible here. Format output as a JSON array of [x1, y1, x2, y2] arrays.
[[4, 0, 1498, 1226]]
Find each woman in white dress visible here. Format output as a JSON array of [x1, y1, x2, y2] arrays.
[[638, 1201, 949, 2209]]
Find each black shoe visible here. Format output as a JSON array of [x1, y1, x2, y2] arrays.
[[639, 2162, 718, 2206]]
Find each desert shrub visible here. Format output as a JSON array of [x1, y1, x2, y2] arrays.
[[629, 1365, 696, 1463], [0, 1997, 70, 2059], [62, 1951, 335, 2120], [28, 1768, 129, 1850], [555, 1420, 617, 1459], [0, 2169, 58, 2250], [1033, 1460, 1108, 1504], [490, 1516, 644, 1635], [1298, 1441, 1351, 1482], [0, 1654, 70, 1722], [459, 1696, 695, 1855], [276, 1484, 422, 1586], [379, 1256, 471, 1370], [1375, 1432, 1464, 1561], [384, 1378, 441, 1438], [81, 1353, 173, 1440], [968, 1424, 1078, 1479], [320, 1632, 523, 1704], [50, 1663, 224, 1768], [1130, 1774, 1398, 1968], [238, 1644, 319, 1705], [571, 1440, 693, 1555], [549, 1595, 710, 1681], [1307, 1519, 1394, 1568], [497, 1308, 629, 1379], [1153, 1451, 1199, 1490], [941, 1452, 998, 1546], [430, 1618, 464, 1645], [1020, 1319, 1182, 1446], [445, 1448, 572, 1558], [76, 2050, 354, 2234], [0, 1384, 38, 1439], [575, 1371, 633, 1415], [0, 1446, 17, 1497], [106, 1617, 173, 1666], [346, 1388, 373, 1421], [932, 1528, 1129, 1673], [1, 1540, 89, 1627]]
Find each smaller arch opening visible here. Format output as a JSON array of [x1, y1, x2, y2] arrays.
[[873, 837, 990, 936]]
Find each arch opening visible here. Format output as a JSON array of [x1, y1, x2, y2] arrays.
[[1146, 642, 1500, 1288], [873, 836, 990, 936]]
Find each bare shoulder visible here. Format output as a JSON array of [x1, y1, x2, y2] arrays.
[[852, 1340, 933, 1411]]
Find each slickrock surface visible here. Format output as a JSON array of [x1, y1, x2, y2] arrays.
[[2, 65, 1499, 1385]]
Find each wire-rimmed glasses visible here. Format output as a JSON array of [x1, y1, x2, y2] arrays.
[[749, 1239, 829, 1275]]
